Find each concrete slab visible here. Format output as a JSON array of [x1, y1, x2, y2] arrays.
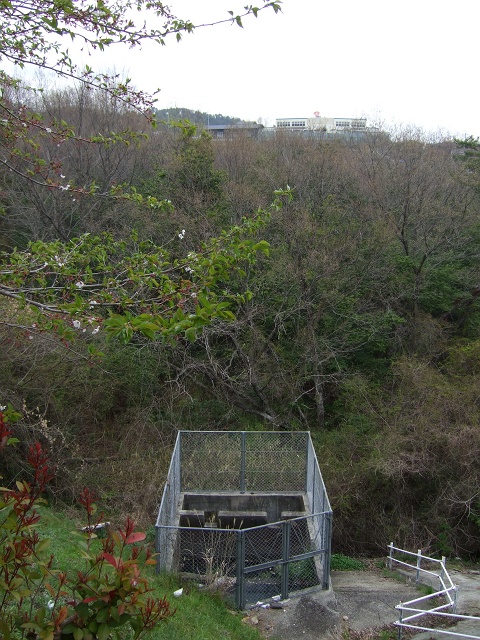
[[332, 570, 422, 632]]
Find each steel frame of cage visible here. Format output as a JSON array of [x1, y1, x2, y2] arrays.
[[155, 431, 332, 608]]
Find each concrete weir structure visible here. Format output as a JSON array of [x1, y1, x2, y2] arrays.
[[155, 431, 332, 608]]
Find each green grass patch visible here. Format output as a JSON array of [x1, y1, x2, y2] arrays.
[[37, 504, 88, 571], [331, 553, 365, 571], [145, 573, 261, 640], [35, 506, 262, 640]]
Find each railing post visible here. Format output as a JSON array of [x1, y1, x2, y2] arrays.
[[305, 433, 317, 502], [388, 542, 394, 570], [281, 520, 291, 600], [416, 549, 422, 583], [312, 457, 316, 514], [240, 431, 246, 493], [397, 607, 403, 640], [155, 525, 161, 574], [235, 530, 245, 609], [323, 512, 332, 590], [178, 431, 182, 492], [453, 584, 458, 613], [440, 556, 446, 582]]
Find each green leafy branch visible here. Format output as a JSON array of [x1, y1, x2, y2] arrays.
[[0, 191, 292, 343]]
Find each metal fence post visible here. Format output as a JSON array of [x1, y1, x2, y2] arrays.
[[305, 437, 310, 497], [240, 431, 246, 493], [178, 431, 182, 492], [388, 542, 394, 570], [312, 458, 316, 515], [397, 607, 403, 640], [235, 530, 245, 609], [155, 525, 161, 574], [281, 520, 291, 600], [323, 512, 332, 590]]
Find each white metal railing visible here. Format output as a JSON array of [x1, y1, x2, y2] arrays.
[[388, 543, 480, 639]]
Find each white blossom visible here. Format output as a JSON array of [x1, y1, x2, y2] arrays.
[[75, 281, 85, 289], [45, 127, 52, 133], [72, 320, 81, 329], [0, 405, 6, 411], [92, 326, 100, 335], [178, 229, 186, 240]]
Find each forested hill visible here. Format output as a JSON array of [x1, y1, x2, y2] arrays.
[[2, 87, 480, 560], [155, 107, 255, 126]]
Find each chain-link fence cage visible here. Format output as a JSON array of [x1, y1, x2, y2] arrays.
[[155, 431, 332, 608]]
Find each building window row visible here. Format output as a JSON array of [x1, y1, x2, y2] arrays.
[[277, 120, 306, 128]]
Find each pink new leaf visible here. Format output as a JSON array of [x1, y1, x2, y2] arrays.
[[125, 532, 146, 545]]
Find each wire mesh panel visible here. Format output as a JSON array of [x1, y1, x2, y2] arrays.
[[290, 516, 318, 555], [179, 528, 237, 580], [242, 523, 284, 605], [243, 565, 283, 606], [179, 431, 310, 492], [240, 515, 324, 607], [180, 431, 242, 491], [306, 436, 331, 516], [244, 432, 308, 491], [289, 516, 323, 591], [244, 523, 284, 567]]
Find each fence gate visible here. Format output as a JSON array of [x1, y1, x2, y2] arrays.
[[236, 513, 331, 608]]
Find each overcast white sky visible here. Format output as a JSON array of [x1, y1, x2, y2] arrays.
[[89, 0, 480, 137]]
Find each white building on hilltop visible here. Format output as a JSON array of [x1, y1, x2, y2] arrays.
[[276, 111, 367, 133]]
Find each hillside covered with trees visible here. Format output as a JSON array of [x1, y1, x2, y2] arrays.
[[2, 107, 480, 558]]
